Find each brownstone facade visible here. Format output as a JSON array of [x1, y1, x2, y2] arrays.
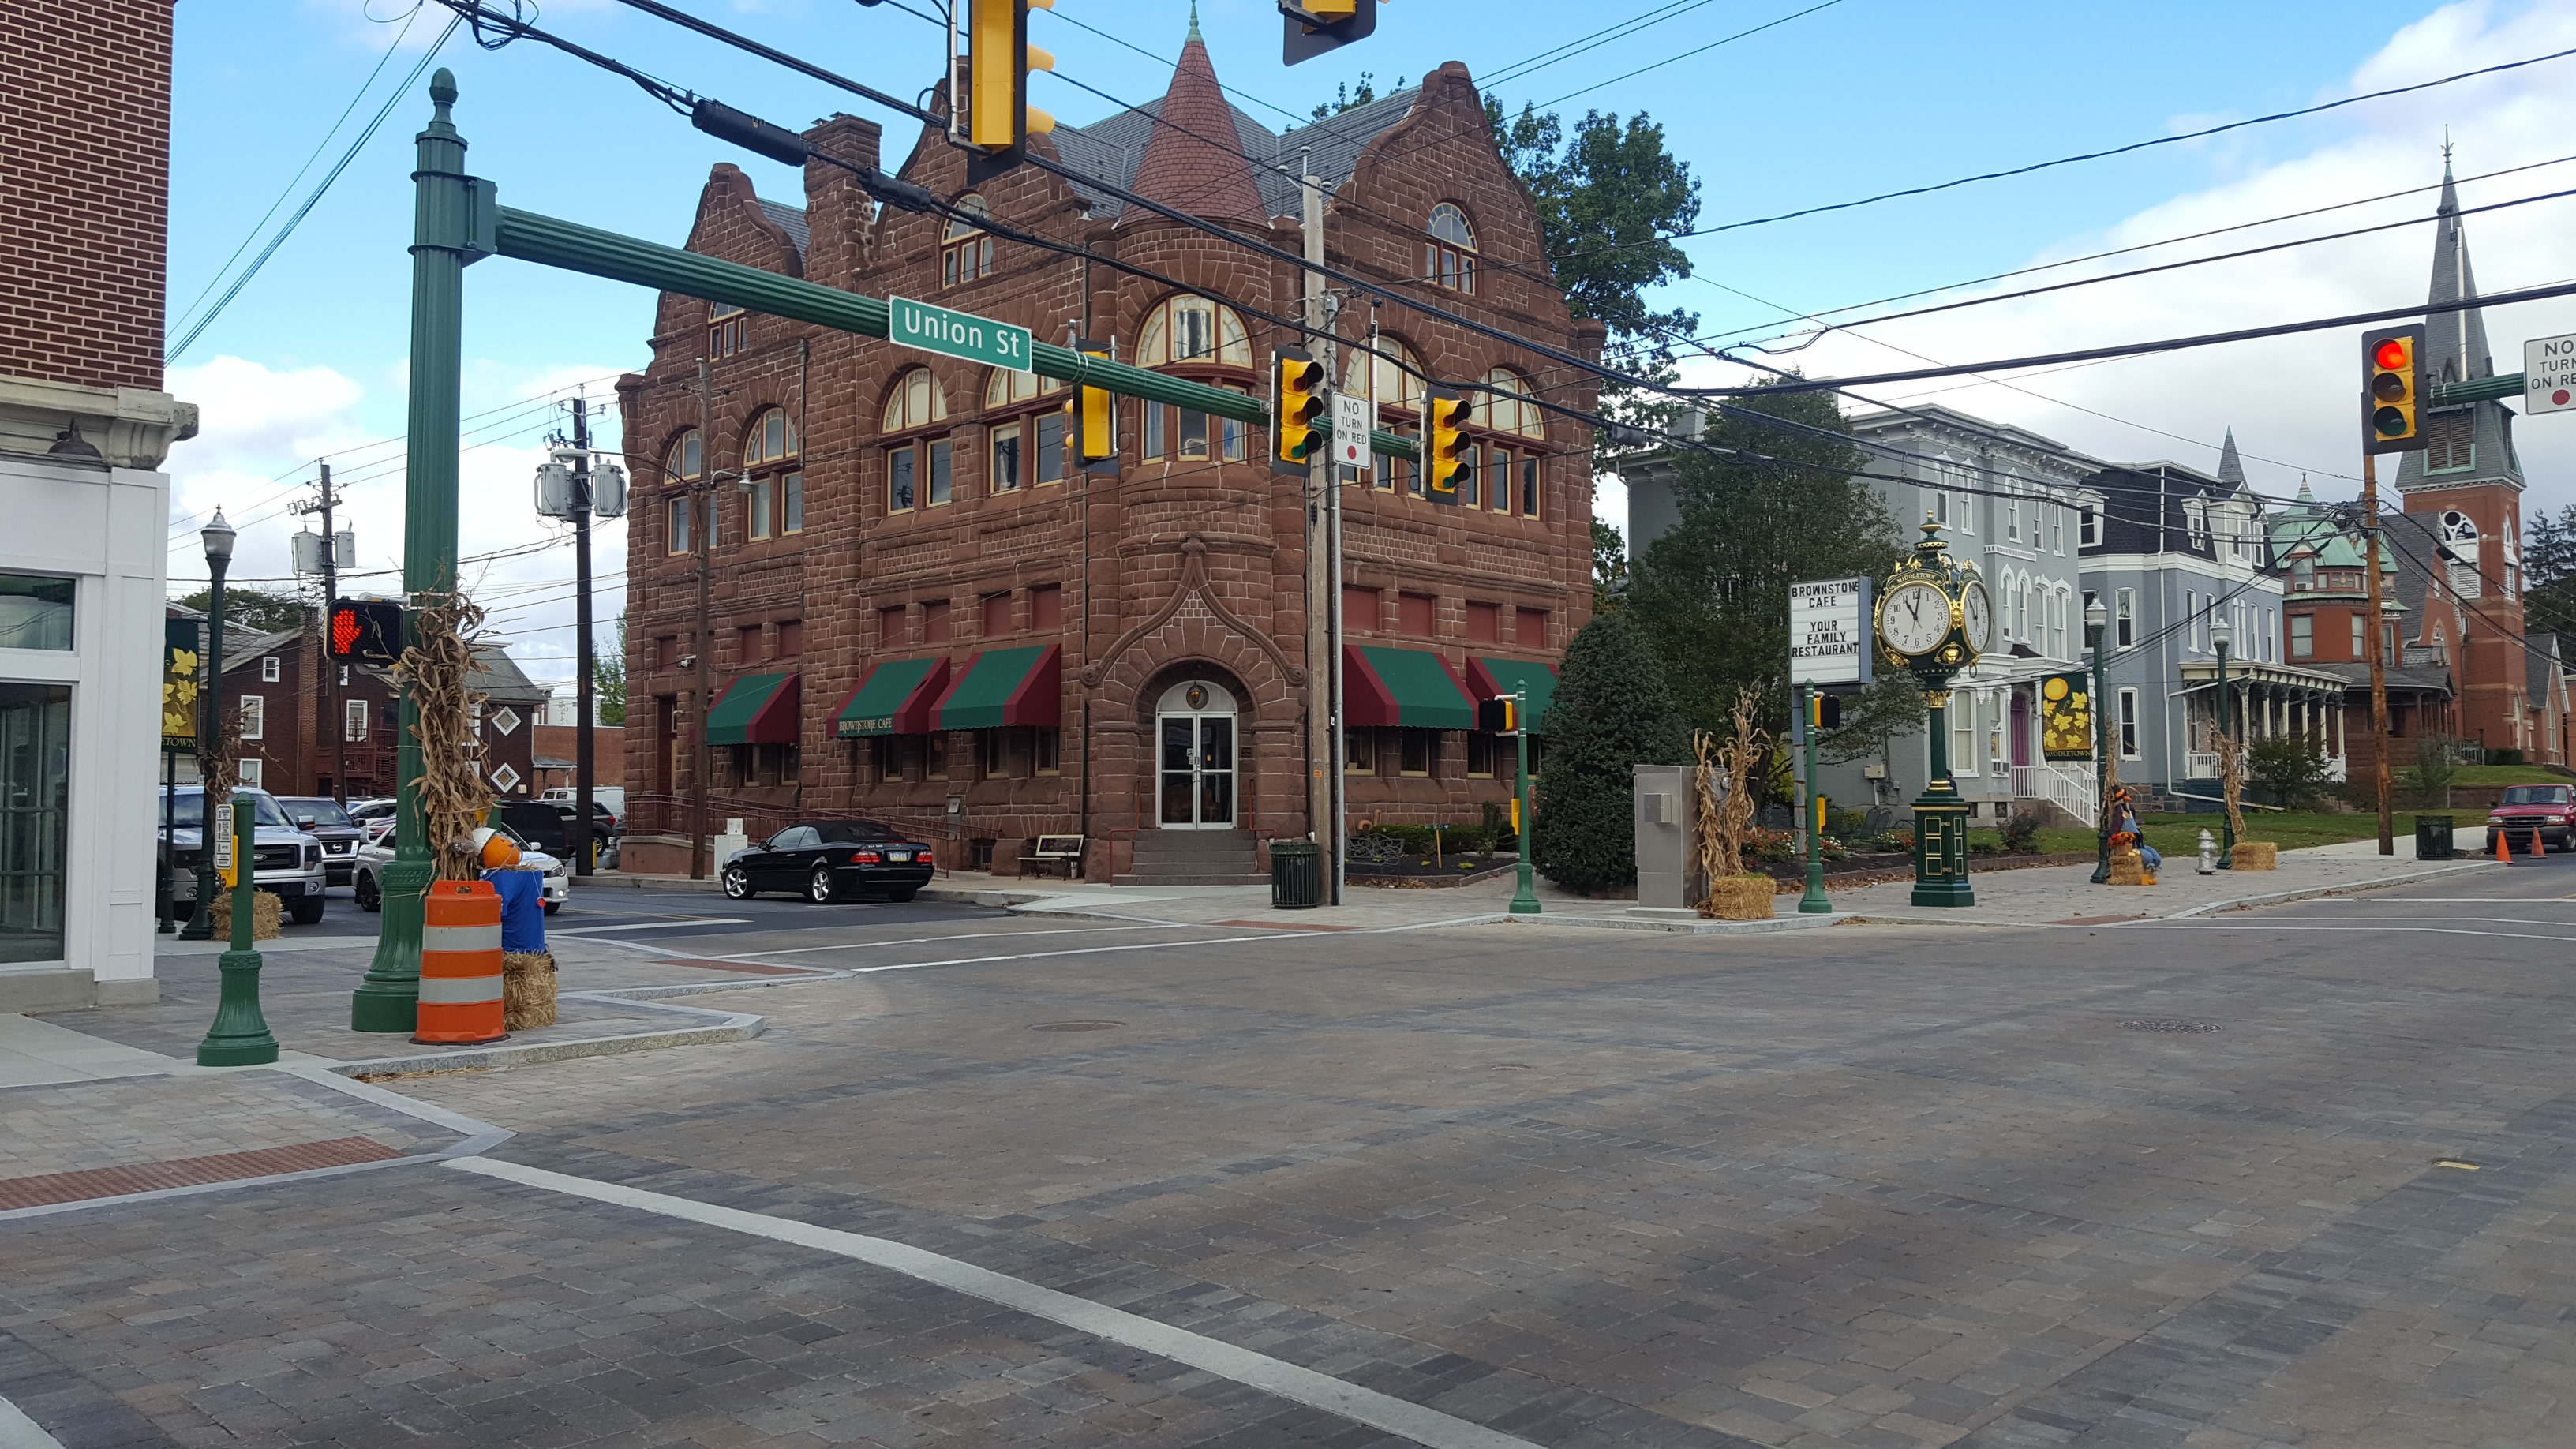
[[616, 39, 1601, 878], [1, 0, 173, 390]]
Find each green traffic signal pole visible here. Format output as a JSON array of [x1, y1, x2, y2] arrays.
[[354, 70, 481, 1032], [1797, 683, 1830, 913], [197, 794, 279, 1066], [1510, 692, 1540, 915], [2088, 616, 2112, 885]]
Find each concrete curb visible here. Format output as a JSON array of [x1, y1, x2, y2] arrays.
[[1504, 911, 1851, 935], [318, 992, 765, 1080], [2160, 858, 2497, 918], [570, 872, 723, 893]]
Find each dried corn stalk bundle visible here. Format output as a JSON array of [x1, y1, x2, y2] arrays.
[[396, 591, 493, 883], [2214, 730, 2248, 842], [200, 706, 244, 803], [1693, 689, 1769, 888]]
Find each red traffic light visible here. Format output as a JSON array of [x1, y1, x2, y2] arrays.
[[2374, 339, 2410, 371]]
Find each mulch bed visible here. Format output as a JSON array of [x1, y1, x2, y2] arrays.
[[1346, 856, 1522, 889]]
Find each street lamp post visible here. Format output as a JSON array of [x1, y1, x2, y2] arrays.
[[2211, 616, 2234, 868], [179, 509, 235, 942], [2086, 597, 2110, 885]]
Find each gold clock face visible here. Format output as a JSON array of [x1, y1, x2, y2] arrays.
[[1879, 581, 1952, 656], [1961, 581, 1993, 655]]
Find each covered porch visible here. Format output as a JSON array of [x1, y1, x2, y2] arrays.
[[2174, 659, 2353, 784]]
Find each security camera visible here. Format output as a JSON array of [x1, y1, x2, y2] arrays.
[[676, 653, 697, 671]]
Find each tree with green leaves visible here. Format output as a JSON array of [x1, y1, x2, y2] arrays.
[[174, 584, 308, 635], [1485, 100, 1701, 384], [1624, 386, 1906, 753], [1533, 610, 1688, 894], [1591, 519, 1628, 614], [594, 613, 627, 727], [1310, 73, 1397, 119], [2525, 503, 2576, 641]]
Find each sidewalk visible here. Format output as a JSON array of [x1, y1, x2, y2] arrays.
[[1828, 837, 2494, 927]]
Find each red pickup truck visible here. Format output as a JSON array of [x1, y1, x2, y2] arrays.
[[2485, 784, 2574, 855]]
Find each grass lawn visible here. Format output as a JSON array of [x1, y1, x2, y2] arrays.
[[1967, 810, 2470, 858], [2446, 765, 2573, 786]]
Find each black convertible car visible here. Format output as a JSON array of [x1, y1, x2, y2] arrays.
[[721, 819, 934, 903]]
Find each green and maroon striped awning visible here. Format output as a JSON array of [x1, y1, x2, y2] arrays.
[[1343, 645, 1475, 729], [706, 672, 799, 746], [931, 645, 1061, 730], [833, 657, 951, 738]]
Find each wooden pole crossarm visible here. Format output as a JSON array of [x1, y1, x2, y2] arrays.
[[492, 206, 1421, 461]]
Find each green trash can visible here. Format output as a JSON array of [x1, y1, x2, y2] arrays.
[[2414, 814, 2455, 860], [1271, 840, 1324, 909]]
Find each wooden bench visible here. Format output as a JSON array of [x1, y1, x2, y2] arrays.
[[1019, 834, 1085, 879]]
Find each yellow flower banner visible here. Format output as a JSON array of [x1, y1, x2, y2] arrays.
[[163, 619, 200, 752], [2040, 672, 2092, 761]]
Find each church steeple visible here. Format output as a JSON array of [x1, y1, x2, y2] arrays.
[[2396, 152, 2522, 497], [1124, 12, 1267, 227], [2215, 428, 2245, 489]]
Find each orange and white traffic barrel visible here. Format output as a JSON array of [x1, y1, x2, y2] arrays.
[[416, 879, 507, 1045]]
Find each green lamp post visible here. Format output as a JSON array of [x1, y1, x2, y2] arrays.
[[196, 792, 279, 1066], [354, 70, 483, 1032], [178, 510, 234, 942], [2211, 613, 2234, 868], [2086, 595, 2113, 884], [1874, 519, 1991, 908]]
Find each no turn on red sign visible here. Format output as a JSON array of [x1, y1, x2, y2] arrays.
[[1331, 391, 1371, 469], [2528, 332, 2576, 415]]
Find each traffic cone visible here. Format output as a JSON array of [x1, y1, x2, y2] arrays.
[[2497, 828, 2513, 866], [415, 880, 507, 1045]]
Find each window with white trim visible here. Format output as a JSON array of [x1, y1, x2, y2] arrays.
[[239, 695, 264, 741], [260, 656, 279, 683], [2117, 688, 2140, 758]]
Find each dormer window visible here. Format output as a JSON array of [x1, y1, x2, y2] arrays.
[[2292, 558, 2314, 590], [1426, 204, 1477, 294], [709, 301, 746, 358], [2078, 495, 2101, 547], [942, 197, 993, 286]]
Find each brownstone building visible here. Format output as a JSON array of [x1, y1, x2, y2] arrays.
[[616, 30, 1601, 879]]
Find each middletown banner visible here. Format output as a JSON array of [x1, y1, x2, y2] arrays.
[[2040, 672, 2093, 760], [162, 619, 199, 752]]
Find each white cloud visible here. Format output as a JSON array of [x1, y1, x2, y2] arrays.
[[161, 353, 631, 698], [1686, 0, 2576, 517]]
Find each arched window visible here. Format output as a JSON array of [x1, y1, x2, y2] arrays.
[[740, 409, 802, 541], [1136, 294, 1251, 368], [662, 430, 701, 556], [882, 370, 950, 514], [1427, 204, 1476, 293], [664, 429, 702, 484], [942, 197, 993, 286], [708, 301, 746, 358], [1342, 339, 1425, 415], [1475, 369, 1546, 438], [985, 367, 1069, 492]]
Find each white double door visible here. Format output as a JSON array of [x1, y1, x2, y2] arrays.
[[1155, 680, 1237, 829]]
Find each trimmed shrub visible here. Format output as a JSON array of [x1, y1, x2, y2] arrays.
[[1532, 612, 1687, 893]]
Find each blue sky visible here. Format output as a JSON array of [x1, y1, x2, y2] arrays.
[[166, 0, 2576, 690]]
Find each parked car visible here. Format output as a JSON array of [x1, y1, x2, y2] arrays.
[[273, 796, 366, 886], [159, 787, 330, 925], [722, 819, 934, 904], [494, 799, 574, 859], [2485, 784, 2574, 855], [353, 814, 568, 915], [541, 785, 624, 826]]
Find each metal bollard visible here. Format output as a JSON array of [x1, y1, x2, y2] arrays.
[[2196, 829, 2218, 874]]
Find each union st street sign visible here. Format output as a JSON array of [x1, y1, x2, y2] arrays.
[[889, 295, 1033, 372]]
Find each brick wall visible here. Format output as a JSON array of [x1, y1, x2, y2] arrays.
[[620, 59, 1601, 873], [0, 0, 174, 390]]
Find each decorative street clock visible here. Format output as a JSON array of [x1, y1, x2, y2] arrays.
[[1874, 519, 1990, 908]]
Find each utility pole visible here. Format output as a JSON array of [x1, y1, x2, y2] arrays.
[[1300, 155, 1330, 874], [2362, 453, 2394, 855], [569, 390, 598, 878], [691, 358, 716, 880], [291, 462, 350, 803]]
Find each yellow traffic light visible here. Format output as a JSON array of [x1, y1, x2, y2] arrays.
[[2363, 324, 2426, 454], [1066, 336, 1114, 466], [1425, 385, 1468, 504], [962, 0, 1055, 155], [1274, 346, 1326, 473]]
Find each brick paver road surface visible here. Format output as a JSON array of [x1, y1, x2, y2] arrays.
[[4, 872, 2574, 1447]]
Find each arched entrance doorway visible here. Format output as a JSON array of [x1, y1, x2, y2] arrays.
[[1155, 680, 1237, 828]]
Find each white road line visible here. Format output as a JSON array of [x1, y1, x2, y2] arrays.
[[445, 1158, 1537, 1449], [2263, 915, 2576, 927], [712, 923, 1198, 960], [2117, 923, 2576, 942], [547, 918, 753, 935], [846, 933, 1314, 975], [0, 1395, 65, 1448], [2310, 897, 2576, 904]]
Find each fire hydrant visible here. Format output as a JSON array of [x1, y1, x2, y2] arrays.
[[2196, 829, 2218, 874]]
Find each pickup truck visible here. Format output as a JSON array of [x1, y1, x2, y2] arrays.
[[2484, 783, 2574, 856], [160, 787, 331, 925]]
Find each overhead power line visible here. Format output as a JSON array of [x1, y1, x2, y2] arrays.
[[1551, 39, 2576, 260], [1699, 277, 2576, 395], [166, 14, 462, 364]]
